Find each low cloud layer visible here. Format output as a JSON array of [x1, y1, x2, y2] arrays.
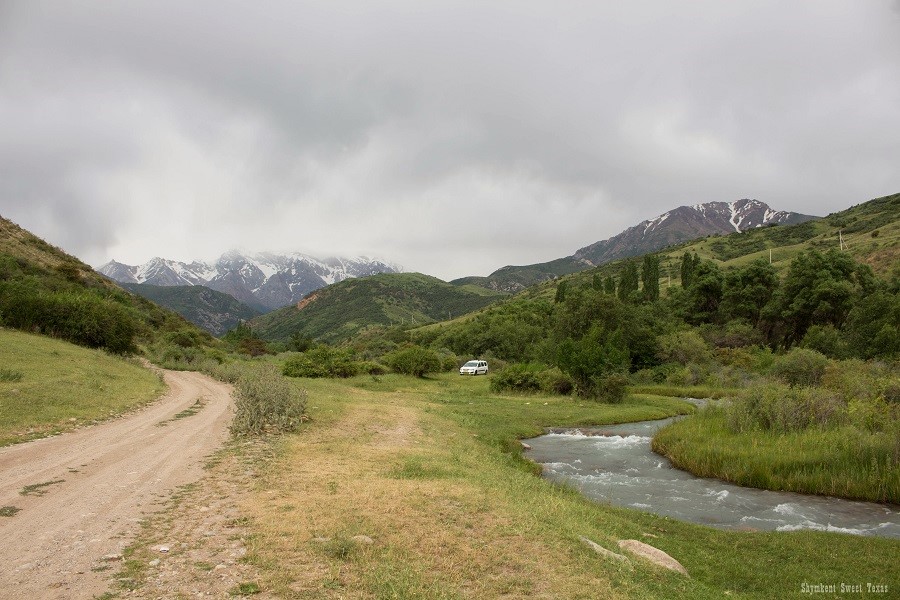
[[2, 1, 898, 280]]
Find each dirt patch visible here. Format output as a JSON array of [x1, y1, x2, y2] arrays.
[[114, 440, 274, 599]]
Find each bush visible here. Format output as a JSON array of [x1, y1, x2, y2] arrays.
[[726, 383, 846, 433], [282, 346, 359, 378], [489, 363, 542, 393], [231, 364, 307, 435], [593, 374, 628, 404], [656, 330, 712, 365], [770, 348, 830, 387], [538, 367, 574, 395], [800, 325, 848, 359], [356, 361, 388, 375], [384, 345, 441, 377]]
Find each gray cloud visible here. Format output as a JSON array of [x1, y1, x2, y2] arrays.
[[1, 1, 898, 280]]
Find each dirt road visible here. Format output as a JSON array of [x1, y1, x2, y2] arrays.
[[0, 369, 233, 599]]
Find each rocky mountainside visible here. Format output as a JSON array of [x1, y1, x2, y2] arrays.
[[100, 251, 401, 312], [453, 199, 817, 292]]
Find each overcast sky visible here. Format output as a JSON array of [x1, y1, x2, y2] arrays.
[[1, 1, 898, 280]]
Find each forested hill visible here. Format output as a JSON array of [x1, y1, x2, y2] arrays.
[[250, 272, 507, 344], [122, 283, 262, 337]]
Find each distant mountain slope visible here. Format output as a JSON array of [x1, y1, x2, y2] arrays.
[[0, 215, 206, 352], [514, 191, 900, 303], [100, 251, 401, 312], [574, 199, 816, 266], [250, 272, 507, 343], [453, 199, 817, 292], [122, 283, 261, 337]]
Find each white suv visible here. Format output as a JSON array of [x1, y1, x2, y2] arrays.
[[459, 360, 489, 376]]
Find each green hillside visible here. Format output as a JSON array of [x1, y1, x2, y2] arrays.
[[250, 272, 507, 343], [0, 328, 164, 446], [0, 215, 213, 355], [123, 283, 261, 337]]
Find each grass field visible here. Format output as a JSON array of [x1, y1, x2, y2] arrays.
[[0, 328, 165, 446], [237, 372, 898, 598]]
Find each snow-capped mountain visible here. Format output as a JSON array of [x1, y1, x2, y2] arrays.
[[100, 251, 402, 312], [573, 199, 816, 266]]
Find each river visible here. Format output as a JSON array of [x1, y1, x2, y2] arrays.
[[523, 416, 900, 538]]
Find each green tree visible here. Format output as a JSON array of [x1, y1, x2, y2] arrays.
[[773, 249, 874, 347], [592, 273, 603, 291], [617, 262, 640, 302], [556, 325, 630, 400], [680, 260, 723, 325], [721, 259, 779, 327], [641, 254, 660, 302], [843, 289, 900, 359], [680, 252, 700, 288], [555, 280, 568, 303], [603, 275, 616, 295]]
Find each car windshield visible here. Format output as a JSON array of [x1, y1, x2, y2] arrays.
[[463, 361, 479, 367]]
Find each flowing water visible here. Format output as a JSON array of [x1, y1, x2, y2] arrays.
[[524, 416, 900, 538]]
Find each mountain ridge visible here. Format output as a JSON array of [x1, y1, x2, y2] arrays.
[[100, 251, 401, 312], [453, 198, 817, 292]]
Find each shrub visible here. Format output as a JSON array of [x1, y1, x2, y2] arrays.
[[800, 325, 848, 359], [656, 330, 712, 365], [282, 346, 359, 378], [489, 363, 542, 393], [200, 360, 243, 384], [384, 345, 441, 377], [231, 364, 307, 435], [593, 373, 628, 404], [770, 348, 830, 387], [538, 367, 574, 395], [356, 361, 388, 376]]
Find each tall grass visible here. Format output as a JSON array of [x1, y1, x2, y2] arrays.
[[653, 406, 900, 503]]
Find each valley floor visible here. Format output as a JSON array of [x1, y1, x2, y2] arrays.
[[118, 373, 897, 599]]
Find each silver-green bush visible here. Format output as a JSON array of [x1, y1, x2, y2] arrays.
[[231, 364, 307, 435]]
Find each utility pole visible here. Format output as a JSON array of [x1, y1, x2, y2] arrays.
[[839, 230, 845, 251]]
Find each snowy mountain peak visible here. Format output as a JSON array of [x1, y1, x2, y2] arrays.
[[99, 250, 402, 312]]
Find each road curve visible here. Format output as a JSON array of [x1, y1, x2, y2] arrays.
[[0, 369, 233, 599]]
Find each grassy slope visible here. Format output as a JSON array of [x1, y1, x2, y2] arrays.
[[239, 372, 897, 599], [251, 272, 507, 343], [0, 329, 164, 446]]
